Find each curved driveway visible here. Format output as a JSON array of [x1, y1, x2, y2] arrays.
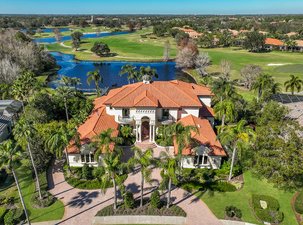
[[48, 151, 222, 225]]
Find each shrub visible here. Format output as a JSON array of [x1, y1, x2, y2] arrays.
[[150, 190, 161, 209], [124, 192, 135, 209], [294, 191, 303, 214], [4, 196, 14, 205], [93, 167, 105, 180], [4, 208, 24, 225], [0, 196, 5, 205], [0, 207, 7, 222], [31, 191, 55, 208], [214, 181, 237, 192], [66, 177, 102, 189], [225, 206, 242, 218], [82, 164, 93, 180], [252, 194, 280, 211], [252, 195, 283, 223]]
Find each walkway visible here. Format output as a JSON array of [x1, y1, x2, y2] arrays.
[[47, 149, 222, 225]]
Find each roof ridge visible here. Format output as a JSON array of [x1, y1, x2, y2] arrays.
[[173, 82, 203, 105], [111, 83, 144, 106]]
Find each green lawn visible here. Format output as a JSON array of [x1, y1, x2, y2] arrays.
[[200, 172, 296, 225], [0, 162, 64, 223]]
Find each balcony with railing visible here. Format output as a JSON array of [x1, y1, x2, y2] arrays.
[[118, 115, 134, 124], [158, 115, 174, 125]]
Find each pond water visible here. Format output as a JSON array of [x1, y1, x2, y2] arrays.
[[35, 31, 130, 44], [48, 52, 181, 92]]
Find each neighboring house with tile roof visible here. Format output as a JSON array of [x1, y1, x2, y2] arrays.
[[0, 100, 22, 143], [66, 79, 226, 169], [265, 38, 285, 51]]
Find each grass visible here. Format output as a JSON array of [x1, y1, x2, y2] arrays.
[[0, 162, 64, 223], [200, 172, 296, 225]]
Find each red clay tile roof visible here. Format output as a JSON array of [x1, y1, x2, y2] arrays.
[[265, 38, 284, 46], [175, 115, 226, 157], [67, 101, 119, 154], [103, 80, 213, 108]]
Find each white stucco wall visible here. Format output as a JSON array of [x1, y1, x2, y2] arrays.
[[68, 154, 101, 167], [199, 96, 212, 107], [181, 108, 200, 118]]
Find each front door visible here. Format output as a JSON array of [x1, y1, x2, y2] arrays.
[[141, 121, 149, 140]]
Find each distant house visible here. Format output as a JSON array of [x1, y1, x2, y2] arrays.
[[293, 40, 303, 52], [265, 38, 285, 51], [0, 100, 22, 142], [178, 27, 202, 39], [287, 32, 298, 37]]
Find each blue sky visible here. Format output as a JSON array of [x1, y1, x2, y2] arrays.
[[1, 0, 303, 15]]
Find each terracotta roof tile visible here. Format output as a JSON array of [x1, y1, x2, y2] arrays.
[[103, 80, 212, 108], [175, 115, 226, 157], [265, 38, 284, 46]]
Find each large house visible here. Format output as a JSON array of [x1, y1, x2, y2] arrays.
[[66, 79, 226, 169]]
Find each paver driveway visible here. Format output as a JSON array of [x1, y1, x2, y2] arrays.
[[48, 148, 222, 225]]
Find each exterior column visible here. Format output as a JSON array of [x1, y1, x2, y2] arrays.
[[139, 124, 142, 142], [136, 124, 139, 142], [152, 125, 155, 142], [149, 124, 152, 142]]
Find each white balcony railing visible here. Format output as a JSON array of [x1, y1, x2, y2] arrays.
[[118, 115, 134, 124]]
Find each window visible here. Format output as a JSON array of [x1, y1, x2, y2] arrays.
[[162, 109, 169, 119], [195, 154, 208, 165], [90, 154, 95, 162], [85, 154, 90, 163], [122, 108, 130, 118], [81, 155, 85, 163]]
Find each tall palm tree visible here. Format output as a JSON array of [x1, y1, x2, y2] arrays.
[[56, 86, 75, 121], [13, 120, 42, 200], [93, 128, 123, 160], [61, 76, 81, 91], [129, 147, 154, 207], [214, 100, 237, 128], [119, 65, 138, 84], [138, 66, 159, 81], [100, 148, 124, 210], [252, 74, 274, 101], [219, 120, 255, 181], [87, 70, 103, 96], [159, 151, 178, 208], [0, 140, 30, 224], [284, 75, 303, 95]]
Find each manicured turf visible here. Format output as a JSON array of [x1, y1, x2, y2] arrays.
[[0, 162, 64, 223], [200, 172, 296, 225]]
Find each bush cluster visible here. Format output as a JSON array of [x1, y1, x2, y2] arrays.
[[0, 195, 14, 206], [31, 191, 55, 208], [225, 206, 242, 218], [82, 164, 93, 180], [252, 194, 284, 223], [4, 208, 24, 225], [294, 191, 303, 214], [150, 190, 161, 209], [213, 181, 237, 192], [124, 192, 135, 209], [0, 207, 7, 223]]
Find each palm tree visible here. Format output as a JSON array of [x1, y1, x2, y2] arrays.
[[211, 77, 237, 104], [119, 65, 138, 84], [13, 119, 43, 200], [100, 148, 124, 210], [252, 74, 274, 101], [169, 123, 198, 161], [56, 86, 75, 121], [0, 140, 30, 224], [214, 100, 237, 128], [87, 70, 103, 96], [284, 75, 303, 95], [138, 66, 159, 81], [129, 147, 154, 207], [218, 120, 255, 181], [159, 151, 178, 208]]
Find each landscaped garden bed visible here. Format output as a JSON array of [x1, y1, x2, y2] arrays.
[[251, 194, 284, 224]]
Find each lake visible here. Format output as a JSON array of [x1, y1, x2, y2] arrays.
[[35, 31, 130, 44], [48, 52, 182, 92]]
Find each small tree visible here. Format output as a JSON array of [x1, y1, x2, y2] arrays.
[[150, 190, 161, 209], [284, 75, 303, 95], [71, 31, 83, 51], [240, 65, 262, 90], [91, 42, 111, 57], [124, 191, 135, 209], [244, 31, 265, 52]]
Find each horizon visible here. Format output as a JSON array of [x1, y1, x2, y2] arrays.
[[1, 0, 303, 15]]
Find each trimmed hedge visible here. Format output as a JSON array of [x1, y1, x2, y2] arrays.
[[252, 194, 284, 223], [0, 206, 7, 223], [294, 191, 303, 214], [96, 202, 186, 217], [4, 208, 24, 225], [213, 181, 237, 192], [31, 191, 55, 208]]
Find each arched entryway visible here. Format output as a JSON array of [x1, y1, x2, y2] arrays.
[[141, 117, 150, 141]]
